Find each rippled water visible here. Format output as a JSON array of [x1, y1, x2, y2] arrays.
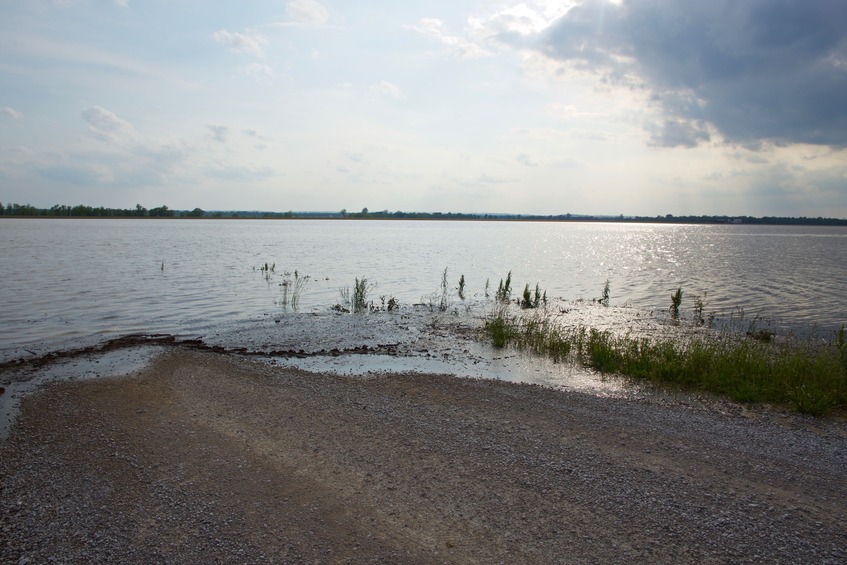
[[1, 218, 845, 361]]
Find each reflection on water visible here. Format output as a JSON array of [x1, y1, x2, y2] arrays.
[[1, 219, 845, 361]]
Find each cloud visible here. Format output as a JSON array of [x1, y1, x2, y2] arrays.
[[469, 2, 568, 37], [211, 29, 268, 57], [282, 0, 329, 27], [517, 153, 538, 167], [114, 0, 128, 7], [646, 118, 712, 149], [242, 129, 271, 142], [33, 140, 189, 188], [204, 164, 276, 182], [206, 124, 229, 143], [370, 80, 403, 99], [2, 107, 23, 120], [242, 62, 275, 81], [81, 106, 135, 142], [405, 18, 492, 59], [243, 128, 271, 149], [522, 0, 847, 148]]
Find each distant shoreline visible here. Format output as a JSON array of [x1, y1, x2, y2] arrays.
[[2, 212, 846, 226]]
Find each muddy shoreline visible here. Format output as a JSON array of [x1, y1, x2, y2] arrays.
[[2, 347, 846, 563]]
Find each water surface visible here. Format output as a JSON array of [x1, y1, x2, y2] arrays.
[[1, 218, 845, 361]]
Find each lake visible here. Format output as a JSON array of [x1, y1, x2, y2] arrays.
[[1, 218, 845, 362]]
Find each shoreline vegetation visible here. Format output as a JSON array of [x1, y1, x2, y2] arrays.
[[1, 202, 846, 225], [484, 307, 847, 416]]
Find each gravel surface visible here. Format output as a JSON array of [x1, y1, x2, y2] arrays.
[[2, 348, 846, 563]]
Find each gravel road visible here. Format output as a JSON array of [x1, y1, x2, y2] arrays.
[[2, 348, 846, 563]]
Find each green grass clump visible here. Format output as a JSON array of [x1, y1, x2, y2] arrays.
[[670, 287, 683, 319], [280, 271, 309, 309], [352, 277, 370, 313], [484, 309, 572, 362], [495, 272, 512, 304], [337, 277, 372, 313], [520, 283, 546, 309], [483, 312, 847, 415]]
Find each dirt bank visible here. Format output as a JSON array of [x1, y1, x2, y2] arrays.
[[2, 348, 846, 563]]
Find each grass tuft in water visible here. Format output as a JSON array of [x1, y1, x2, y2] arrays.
[[670, 287, 683, 319], [484, 308, 572, 361], [337, 277, 373, 313], [520, 283, 546, 309], [495, 272, 513, 304], [280, 271, 309, 310], [598, 280, 611, 306], [440, 267, 449, 312]]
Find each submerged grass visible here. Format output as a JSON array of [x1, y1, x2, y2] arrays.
[[484, 308, 847, 415]]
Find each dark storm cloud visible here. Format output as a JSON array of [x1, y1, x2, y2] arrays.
[[531, 0, 847, 148]]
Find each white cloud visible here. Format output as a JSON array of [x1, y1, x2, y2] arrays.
[[370, 80, 403, 99], [283, 0, 329, 27], [204, 163, 276, 182], [243, 62, 275, 81], [114, 0, 128, 7], [211, 29, 268, 57], [545, 103, 603, 120], [405, 18, 492, 59], [2, 107, 23, 120], [81, 106, 135, 142], [468, 2, 568, 37]]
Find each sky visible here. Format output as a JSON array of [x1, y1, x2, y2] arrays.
[[1, 0, 846, 217]]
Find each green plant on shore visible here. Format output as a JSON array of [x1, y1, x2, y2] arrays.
[[484, 278, 490, 299], [378, 295, 400, 312], [670, 287, 683, 319], [482, 310, 847, 415], [458, 274, 466, 300], [495, 272, 513, 304]]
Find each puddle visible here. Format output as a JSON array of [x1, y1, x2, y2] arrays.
[[269, 350, 638, 395]]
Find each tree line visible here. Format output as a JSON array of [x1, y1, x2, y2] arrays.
[[0, 203, 204, 218], [1, 201, 845, 225]]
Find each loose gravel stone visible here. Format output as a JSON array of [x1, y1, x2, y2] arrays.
[[1, 348, 846, 563]]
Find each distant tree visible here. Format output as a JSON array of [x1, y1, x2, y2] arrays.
[[340, 208, 347, 217], [186, 207, 205, 218], [361, 207, 369, 214], [149, 205, 174, 217]]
